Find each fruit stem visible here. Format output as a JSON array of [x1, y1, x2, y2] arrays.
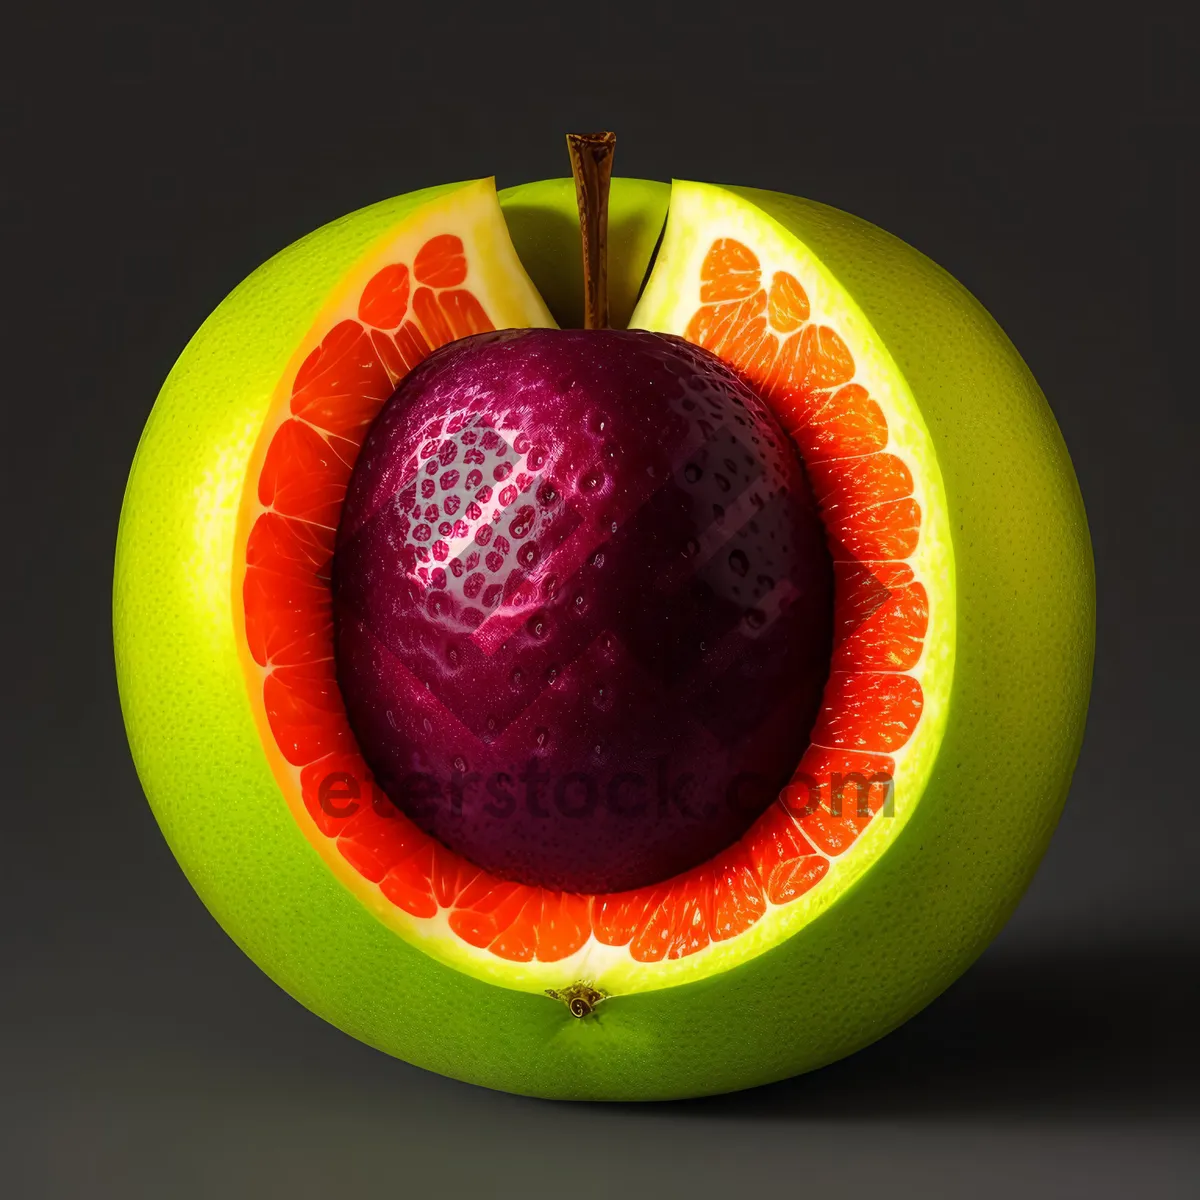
[[566, 131, 616, 330]]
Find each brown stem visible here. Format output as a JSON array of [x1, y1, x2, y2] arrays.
[[566, 131, 616, 330]]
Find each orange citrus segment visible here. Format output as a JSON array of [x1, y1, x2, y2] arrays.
[[829, 497, 922, 562], [784, 745, 895, 856], [414, 233, 468, 287], [337, 810, 427, 884], [358, 263, 411, 329], [812, 671, 924, 753], [242, 515, 332, 671], [379, 841, 441, 919], [438, 288, 495, 339], [807, 452, 914, 513], [710, 846, 767, 941], [699, 238, 761, 301], [257, 418, 354, 528], [290, 320, 394, 438], [833, 563, 929, 673], [263, 660, 355, 765], [795, 323, 856, 390], [488, 891, 543, 963], [299, 753, 378, 837], [242, 578, 329, 670], [412, 286, 454, 347], [745, 803, 829, 906], [592, 884, 666, 948], [535, 892, 592, 963], [767, 271, 810, 332]]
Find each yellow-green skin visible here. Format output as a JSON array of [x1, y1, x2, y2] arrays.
[[114, 177, 1094, 1100]]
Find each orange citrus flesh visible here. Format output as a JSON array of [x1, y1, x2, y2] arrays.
[[238, 217, 926, 970]]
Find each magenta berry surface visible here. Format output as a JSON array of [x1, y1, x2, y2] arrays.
[[333, 329, 833, 892]]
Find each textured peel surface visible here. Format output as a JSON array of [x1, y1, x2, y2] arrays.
[[115, 176, 1092, 1098]]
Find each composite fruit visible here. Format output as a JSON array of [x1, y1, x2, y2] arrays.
[[114, 144, 1094, 1100]]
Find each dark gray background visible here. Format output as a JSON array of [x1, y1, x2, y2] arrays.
[[4, 2, 1198, 1196]]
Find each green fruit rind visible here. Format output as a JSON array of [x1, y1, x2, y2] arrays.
[[115, 176, 1093, 1101]]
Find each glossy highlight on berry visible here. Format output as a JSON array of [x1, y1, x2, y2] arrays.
[[332, 328, 833, 893]]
